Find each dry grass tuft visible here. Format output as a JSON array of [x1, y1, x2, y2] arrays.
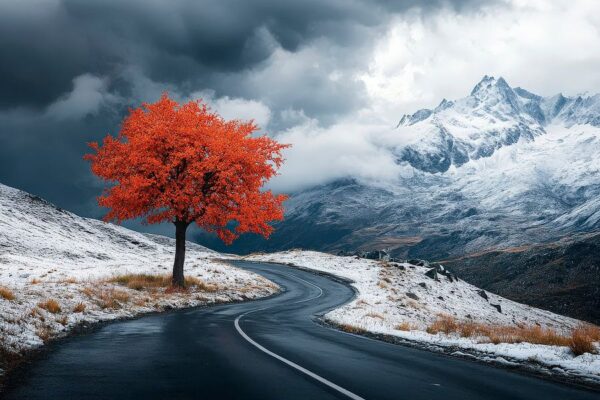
[[185, 276, 219, 292], [339, 323, 368, 335], [73, 302, 86, 313], [426, 314, 458, 335], [97, 288, 130, 309], [425, 316, 600, 352], [81, 286, 130, 309], [395, 321, 414, 331], [0, 286, 15, 300], [569, 325, 600, 356], [109, 273, 219, 292], [38, 299, 61, 314], [109, 273, 169, 290], [30, 278, 42, 285]]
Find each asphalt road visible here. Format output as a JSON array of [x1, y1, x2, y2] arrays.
[[3, 260, 599, 400]]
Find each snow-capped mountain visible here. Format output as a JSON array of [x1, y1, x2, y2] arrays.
[[394, 75, 600, 173], [214, 76, 600, 259]]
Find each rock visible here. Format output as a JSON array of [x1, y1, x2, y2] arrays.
[[438, 296, 444, 301], [435, 264, 459, 282], [477, 289, 489, 301], [362, 250, 390, 261], [406, 292, 419, 300], [425, 268, 439, 281], [408, 259, 428, 267], [491, 303, 502, 313], [419, 282, 427, 289]]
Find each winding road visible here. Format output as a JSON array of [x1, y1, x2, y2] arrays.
[[3, 261, 599, 399]]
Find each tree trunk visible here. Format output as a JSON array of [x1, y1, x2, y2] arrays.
[[172, 221, 189, 287]]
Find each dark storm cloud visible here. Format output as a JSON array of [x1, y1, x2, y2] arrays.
[[0, 0, 495, 221], [0, 0, 491, 110]]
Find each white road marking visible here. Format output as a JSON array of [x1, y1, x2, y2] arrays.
[[234, 272, 366, 400]]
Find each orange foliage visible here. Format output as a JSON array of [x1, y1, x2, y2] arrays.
[[85, 93, 288, 244]]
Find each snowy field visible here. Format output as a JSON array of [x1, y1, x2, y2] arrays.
[[0, 183, 278, 376], [246, 250, 600, 385]]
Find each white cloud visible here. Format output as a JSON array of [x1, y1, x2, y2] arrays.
[[361, 0, 600, 121], [46, 74, 116, 120], [192, 90, 272, 130], [268, 118, 402, 193]]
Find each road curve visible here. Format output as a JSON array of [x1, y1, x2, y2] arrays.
[[2, 260, 598, 400]]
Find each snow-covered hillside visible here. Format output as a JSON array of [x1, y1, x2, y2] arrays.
[[0, 183, 277, 367], [247, 250, 600, 384]]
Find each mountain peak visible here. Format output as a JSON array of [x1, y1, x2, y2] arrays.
[[470, 75, 511, 96]]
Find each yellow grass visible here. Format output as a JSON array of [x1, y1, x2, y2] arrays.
[[339, 323, 368, 335], [38, 299, 61, 314], [97, 288, 130, 309], [426, 316, 600, 354], [73, 302, 86, 313], [395, 322, 414, 331], [0, 286, 15, 300], [426, 314, 458, 335], [570, 325, 600, 355], [109, 273, 218, 292]]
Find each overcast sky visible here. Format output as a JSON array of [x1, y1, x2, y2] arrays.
[[1, 0, 600, 230]]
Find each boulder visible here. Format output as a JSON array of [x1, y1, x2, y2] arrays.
[[406, 292, 420, 300], [425, 268, 439, 281], [491, 303, 502, 313], [362, 250, 390, 261], [429, 263, 459, 282], [477, 289, 489, 301]]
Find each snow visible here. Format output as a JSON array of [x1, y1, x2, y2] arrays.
[[390, 76, 600, 174], [0, 183, 278, 368], [246, 250, 600, 384]]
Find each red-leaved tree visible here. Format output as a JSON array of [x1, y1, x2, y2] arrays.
[[85, 94, 288, 287]]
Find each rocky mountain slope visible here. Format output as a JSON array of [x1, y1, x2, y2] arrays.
[[442, 232, 600, 325], [207, 76, 600, 322]]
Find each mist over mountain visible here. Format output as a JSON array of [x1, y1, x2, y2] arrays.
[[201, 76, 600, 260]]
